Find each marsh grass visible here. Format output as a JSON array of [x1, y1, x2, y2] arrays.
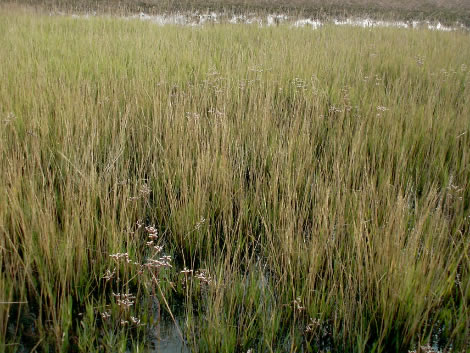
[[0, 8, 469, 352]]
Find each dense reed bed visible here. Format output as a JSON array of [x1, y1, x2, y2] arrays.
[[0, 8, 469, 352]]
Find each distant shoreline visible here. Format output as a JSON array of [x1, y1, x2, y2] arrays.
[[56, 11, 469, 32], [6, 0, 470, 27]]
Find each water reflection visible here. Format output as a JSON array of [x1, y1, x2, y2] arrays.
[[148, 318, 189, 353]]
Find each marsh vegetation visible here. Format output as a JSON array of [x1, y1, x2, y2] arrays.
[[0, 6, 469, 352]]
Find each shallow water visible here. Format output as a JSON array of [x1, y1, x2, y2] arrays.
[[66, 11, 469, 32], [148, 319, 189, 353], [130, 12, 467, 31]]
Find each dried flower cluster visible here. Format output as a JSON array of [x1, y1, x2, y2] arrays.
[[195, 270, 212, 284], [305, 317, 321, 333], [112, 292, 136, 310], [292, 297, 305, 313], [101, 220, 176, 328]]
